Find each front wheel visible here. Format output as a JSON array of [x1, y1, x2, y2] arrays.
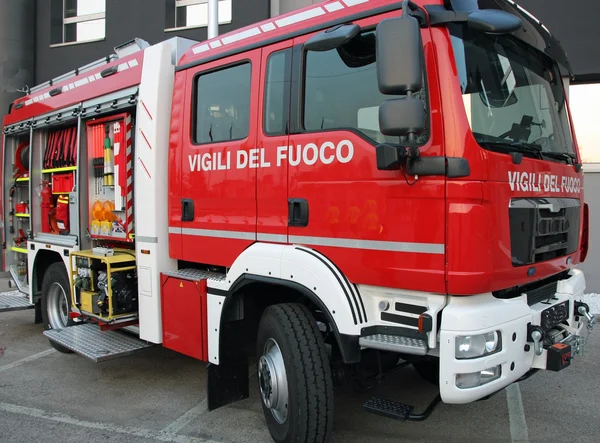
[[41, 262, 75, 353], [256, 303, 334, 443]]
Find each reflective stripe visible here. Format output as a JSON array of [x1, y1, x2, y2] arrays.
[[136, 236, 158, 244], [170, 227, 256, 241], [169, 227, 444, 254], [290, 235, 444, 254], [256, 233, 287, 243]]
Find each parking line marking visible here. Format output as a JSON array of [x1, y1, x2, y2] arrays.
[[0, 402, 217, 443], [0, 349, 56, 373], [506, 383, 530, 443], [162, 399, 208, 435]]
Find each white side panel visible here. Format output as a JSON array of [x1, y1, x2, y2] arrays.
[[27, 240, 79, 301], [207, 293, 225, 363], [208, 243, 363, 334], [135, 42, 178, 344]]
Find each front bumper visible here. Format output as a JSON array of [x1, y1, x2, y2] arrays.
[[439, 269, 592, 404]]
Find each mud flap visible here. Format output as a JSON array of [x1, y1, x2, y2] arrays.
[[207, 320, 249, 411]]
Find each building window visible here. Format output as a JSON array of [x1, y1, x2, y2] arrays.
[[303, 31, 429, 145], [569, 83, 600, 165], [166, 0, 232, 31], [52, 0, 106, 45], [194, 63, 252, 144]]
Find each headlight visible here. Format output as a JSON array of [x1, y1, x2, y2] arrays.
[[456, 365, 502, 389], [455, 331, 501, 359]]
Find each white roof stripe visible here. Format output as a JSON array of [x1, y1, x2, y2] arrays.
[[261, 22, 276, 32], [209, 40, 223, 49], [192, 43, 210, 54], [221, 26, 262, 45], [275, 6, 325, 28], [128, 59, 139, 68], [325, 1, 344, 12]]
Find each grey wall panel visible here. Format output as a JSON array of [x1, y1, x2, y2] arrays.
[[0, 0, 35, 117], [580, 172, 600, 292], [35, 0, 270, 84]]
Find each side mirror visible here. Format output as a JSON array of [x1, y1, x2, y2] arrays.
[[379, 96, 425, 137], [304, 24, 361, 52], [376, 15, 423, 95]]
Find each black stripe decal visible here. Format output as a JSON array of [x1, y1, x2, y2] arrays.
[[176, 3, 405, 72], [395, 302, 427, 315], [207, 288, 228, 297], [381, 312, 419, 328], [295, 247, 357, 325], [354, 284, 368, 322]]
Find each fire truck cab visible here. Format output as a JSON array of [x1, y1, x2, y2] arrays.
[[1, 0, 595, 442]]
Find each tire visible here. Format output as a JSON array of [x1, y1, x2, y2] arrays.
[[412, 359, 440, 386], [41, 262, 75, 353], [256, 303, 334, 443]]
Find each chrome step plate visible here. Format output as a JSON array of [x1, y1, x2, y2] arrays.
[[359, 334, 428, 356], [43, 323, 154, 362], [0, 290, 33, 312], [162, 268, 226, 282]]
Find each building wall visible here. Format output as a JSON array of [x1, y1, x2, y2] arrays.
[[35, 0, 270, 84], [0, 0, 35, 119]]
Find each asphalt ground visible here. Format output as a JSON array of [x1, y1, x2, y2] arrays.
[[1, 296, 599, 443]]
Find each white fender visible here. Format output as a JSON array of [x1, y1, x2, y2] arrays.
[[206, 242, 366, 364]]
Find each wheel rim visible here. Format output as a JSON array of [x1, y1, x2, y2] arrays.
[[47, 282, 69, 329], [258, 338, 289, 424]]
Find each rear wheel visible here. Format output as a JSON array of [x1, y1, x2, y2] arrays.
[[256, 303, 334, 443], [41, 262, 75, 353]]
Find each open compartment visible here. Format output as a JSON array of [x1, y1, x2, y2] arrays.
[[85, 113, 134, 242], [2, 129, 31, 289]]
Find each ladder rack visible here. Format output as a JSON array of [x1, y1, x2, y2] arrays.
[[27, 38, 150, 95]]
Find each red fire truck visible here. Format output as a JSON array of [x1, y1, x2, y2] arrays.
[[1, 0, 595, 441]]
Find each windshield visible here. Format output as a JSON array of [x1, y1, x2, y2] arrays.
[[449, 24, 574, 157]]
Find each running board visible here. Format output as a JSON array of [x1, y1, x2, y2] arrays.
[[43, 323, 154, 362], [364, 395, 442, 422], [0, 290, 34, 312], [359, 334, 428, 356]]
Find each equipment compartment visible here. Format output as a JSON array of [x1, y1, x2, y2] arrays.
[[85, 113, 134, 242]]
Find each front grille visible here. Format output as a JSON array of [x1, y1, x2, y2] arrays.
[[509, 198, 580, 267], [526, 281, 558, 306]]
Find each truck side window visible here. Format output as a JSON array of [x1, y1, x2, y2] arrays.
[[264, 49, 291, 136], [194, 62, 251, 144], [303, 30, 429, 144]]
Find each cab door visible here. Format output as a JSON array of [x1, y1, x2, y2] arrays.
[[178, 49, 261, 267], [256, 41, 293, 244], [286, 14, 446, 293]]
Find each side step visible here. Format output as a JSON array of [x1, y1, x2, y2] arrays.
[[0, 290, 34, 312], [8, 265, 30, 295], [359, 334, 428, 356], [43, 323, 154, 362], [364, 395, 442, 422]]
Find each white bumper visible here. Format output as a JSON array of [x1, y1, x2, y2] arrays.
[[439, 269, 588, 404]]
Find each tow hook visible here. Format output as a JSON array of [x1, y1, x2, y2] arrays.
[[575, 302, 596, 331], [527, 325, 544, 356]]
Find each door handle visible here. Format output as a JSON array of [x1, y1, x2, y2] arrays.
[[181, 199, 194, 222], [288, 198, 309, 227]]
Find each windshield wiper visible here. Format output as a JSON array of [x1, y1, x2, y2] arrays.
[[478, 140, 543, 160], [541, 151, 576, 164]]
